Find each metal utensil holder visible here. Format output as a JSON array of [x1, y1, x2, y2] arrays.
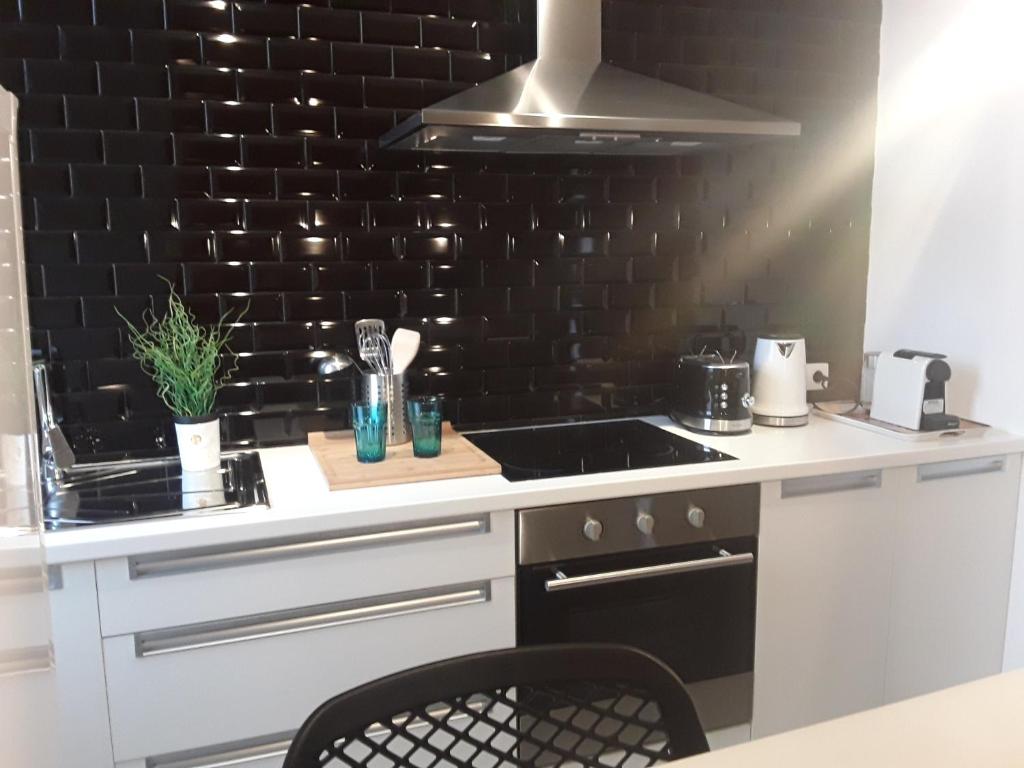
[[361, 373, 410, 446]]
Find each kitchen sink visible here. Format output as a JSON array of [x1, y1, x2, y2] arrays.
[[43, 452, 269, 530]]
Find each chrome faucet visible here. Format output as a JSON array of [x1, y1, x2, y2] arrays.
[[32, 362, 76, 499]]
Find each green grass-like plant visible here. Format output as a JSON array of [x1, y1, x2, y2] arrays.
[[117, 285, 244, 420]]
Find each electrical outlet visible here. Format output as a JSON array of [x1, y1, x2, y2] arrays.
[[806, 362, 830, 391]]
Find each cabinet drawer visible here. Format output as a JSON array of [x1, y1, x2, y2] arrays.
[[96, 511, 513, 636], [104, 576, 515, 762]]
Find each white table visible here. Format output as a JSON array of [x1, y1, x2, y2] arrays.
[[681, 670, 1024, 766]]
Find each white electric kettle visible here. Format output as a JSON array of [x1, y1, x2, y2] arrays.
[[751, 335, 809, 427]]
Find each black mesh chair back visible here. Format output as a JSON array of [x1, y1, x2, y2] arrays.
[[283, 644, 710, 768]]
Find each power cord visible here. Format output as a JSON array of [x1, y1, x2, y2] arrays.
[[810, 370, 862, 416]]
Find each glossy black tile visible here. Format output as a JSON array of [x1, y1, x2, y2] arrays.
[[309, 201, 364, 229], [284, 293, 342, 321], [422, 17, 477, 51], [269, 38, 332, 72], [404, 233, 453, 261], [170, 65, 236, 100], [24, 232, 74, 264], [297, 7, 359, 41], [334, 106, 394, 139], [184, 263, 251, 294], [103, 131, 173, 164], [395, 47, 450, 81], [61, 27, 132, 62], [280, 234, 338, 262], [142, 165, 210, 198], [343, 232, 396, 261], [211, 166, 274, 198], [217, 231, 279, 263], [96, 0, 166, 29], [133, 31, 202, 66], [206, 102, 272, 135], [174, 134, 241, 166], [165, 0, 233, 33], [26, 60, 97, 95], [29, 297, 82, 329], [21, 165, 70, 197], [65, 96, 136, 130], [44, 264, 115, 297], [450, 51, 504, 84], [70, 164, 140, 197], [362, 12, 420, 46], [114, 264, 182, 295], [107, 198, 176, 230], [145, 230, 212, 264], [245, 200, 308, 230], [306, 138, 363, 170], [252, 263, 313, 292], [178, 199, 243, 229], [372, 261, 427, 290], [241, 135, 304, 167], [202, 33, 268, 69], [99, 63, 169, 98], [233, 2, 297, 36], [17, 95, 65, 128], [344, 290, 400, 319], [314, 262, 371, 291], [272, 104, 335, 137], [0, 24, 59, 58], [35, 198, 107, 231], [77, 232, 147, 264], [253, 322, 316, 352], [330, 42, 392, 76]]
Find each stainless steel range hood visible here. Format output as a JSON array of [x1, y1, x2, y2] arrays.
[[379, 0, 800, 155]]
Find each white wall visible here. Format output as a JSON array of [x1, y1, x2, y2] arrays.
[[864, 0, 1024, 668]]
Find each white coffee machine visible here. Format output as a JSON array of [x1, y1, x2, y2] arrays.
[[751, 335, 809, 427]]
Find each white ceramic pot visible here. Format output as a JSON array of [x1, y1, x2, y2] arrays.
[[181, 467, 227, 511], [173, 415, 221, 472]]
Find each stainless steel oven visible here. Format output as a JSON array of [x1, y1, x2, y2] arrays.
[[516, 484, 758, 737]]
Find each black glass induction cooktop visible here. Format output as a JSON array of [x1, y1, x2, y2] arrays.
[[464, 419, 736, 482]]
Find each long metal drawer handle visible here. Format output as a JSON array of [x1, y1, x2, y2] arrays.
[[149, 735, 295, 768], [918, 456, 1006, 483], [131, 518, 488, 578], [780, 470, 881, 499], [544, 550, 753, 592], [136, 583, 489, 657]]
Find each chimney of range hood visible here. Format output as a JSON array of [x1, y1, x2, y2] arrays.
[[378, 0, 801, 155]]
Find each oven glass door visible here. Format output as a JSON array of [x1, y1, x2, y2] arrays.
[[517, 537, 756, 728]]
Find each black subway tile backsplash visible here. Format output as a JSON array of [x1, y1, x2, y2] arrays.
[[13, 0, 879, 453]]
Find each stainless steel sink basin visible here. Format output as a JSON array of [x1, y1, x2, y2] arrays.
[[44, 452, 269, 530]]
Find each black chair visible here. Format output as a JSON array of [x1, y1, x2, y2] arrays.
[[283, 644, 710, 768]]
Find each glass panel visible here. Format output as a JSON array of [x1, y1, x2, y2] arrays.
[[0, 89, 57, 767]]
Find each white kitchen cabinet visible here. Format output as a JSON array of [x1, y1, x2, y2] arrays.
[[95, 511, 514, 635], [48, 562, 115, 768], [752, 469, 898, 738], [104, 576, 515, 764], [89, 511, 517, 765], [884, 455, 1021, 703]]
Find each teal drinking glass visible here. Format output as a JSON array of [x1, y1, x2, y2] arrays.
[[351, 400, 387, 463], [407, 396, 443, 458]]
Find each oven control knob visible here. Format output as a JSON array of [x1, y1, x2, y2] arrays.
[[687, 504, 706, 528], [582, 516, 604, 542], [636, 511, 656, 535]]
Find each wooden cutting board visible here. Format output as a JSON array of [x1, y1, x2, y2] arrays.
[[307, 422, 502, 490]]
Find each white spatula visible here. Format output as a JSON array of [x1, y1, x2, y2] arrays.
[[391, 328, 421, 374]]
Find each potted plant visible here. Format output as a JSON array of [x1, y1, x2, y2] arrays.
[[118, 286, 243, 472]]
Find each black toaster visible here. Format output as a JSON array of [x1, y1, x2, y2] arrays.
[[670, 354, 754, 434]]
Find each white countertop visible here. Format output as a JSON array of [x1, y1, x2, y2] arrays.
[[43, 414, 1024, 564], [680, 670, 1024, 766]]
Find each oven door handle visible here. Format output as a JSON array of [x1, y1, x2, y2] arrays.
[[544, 548, 754, 592]]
